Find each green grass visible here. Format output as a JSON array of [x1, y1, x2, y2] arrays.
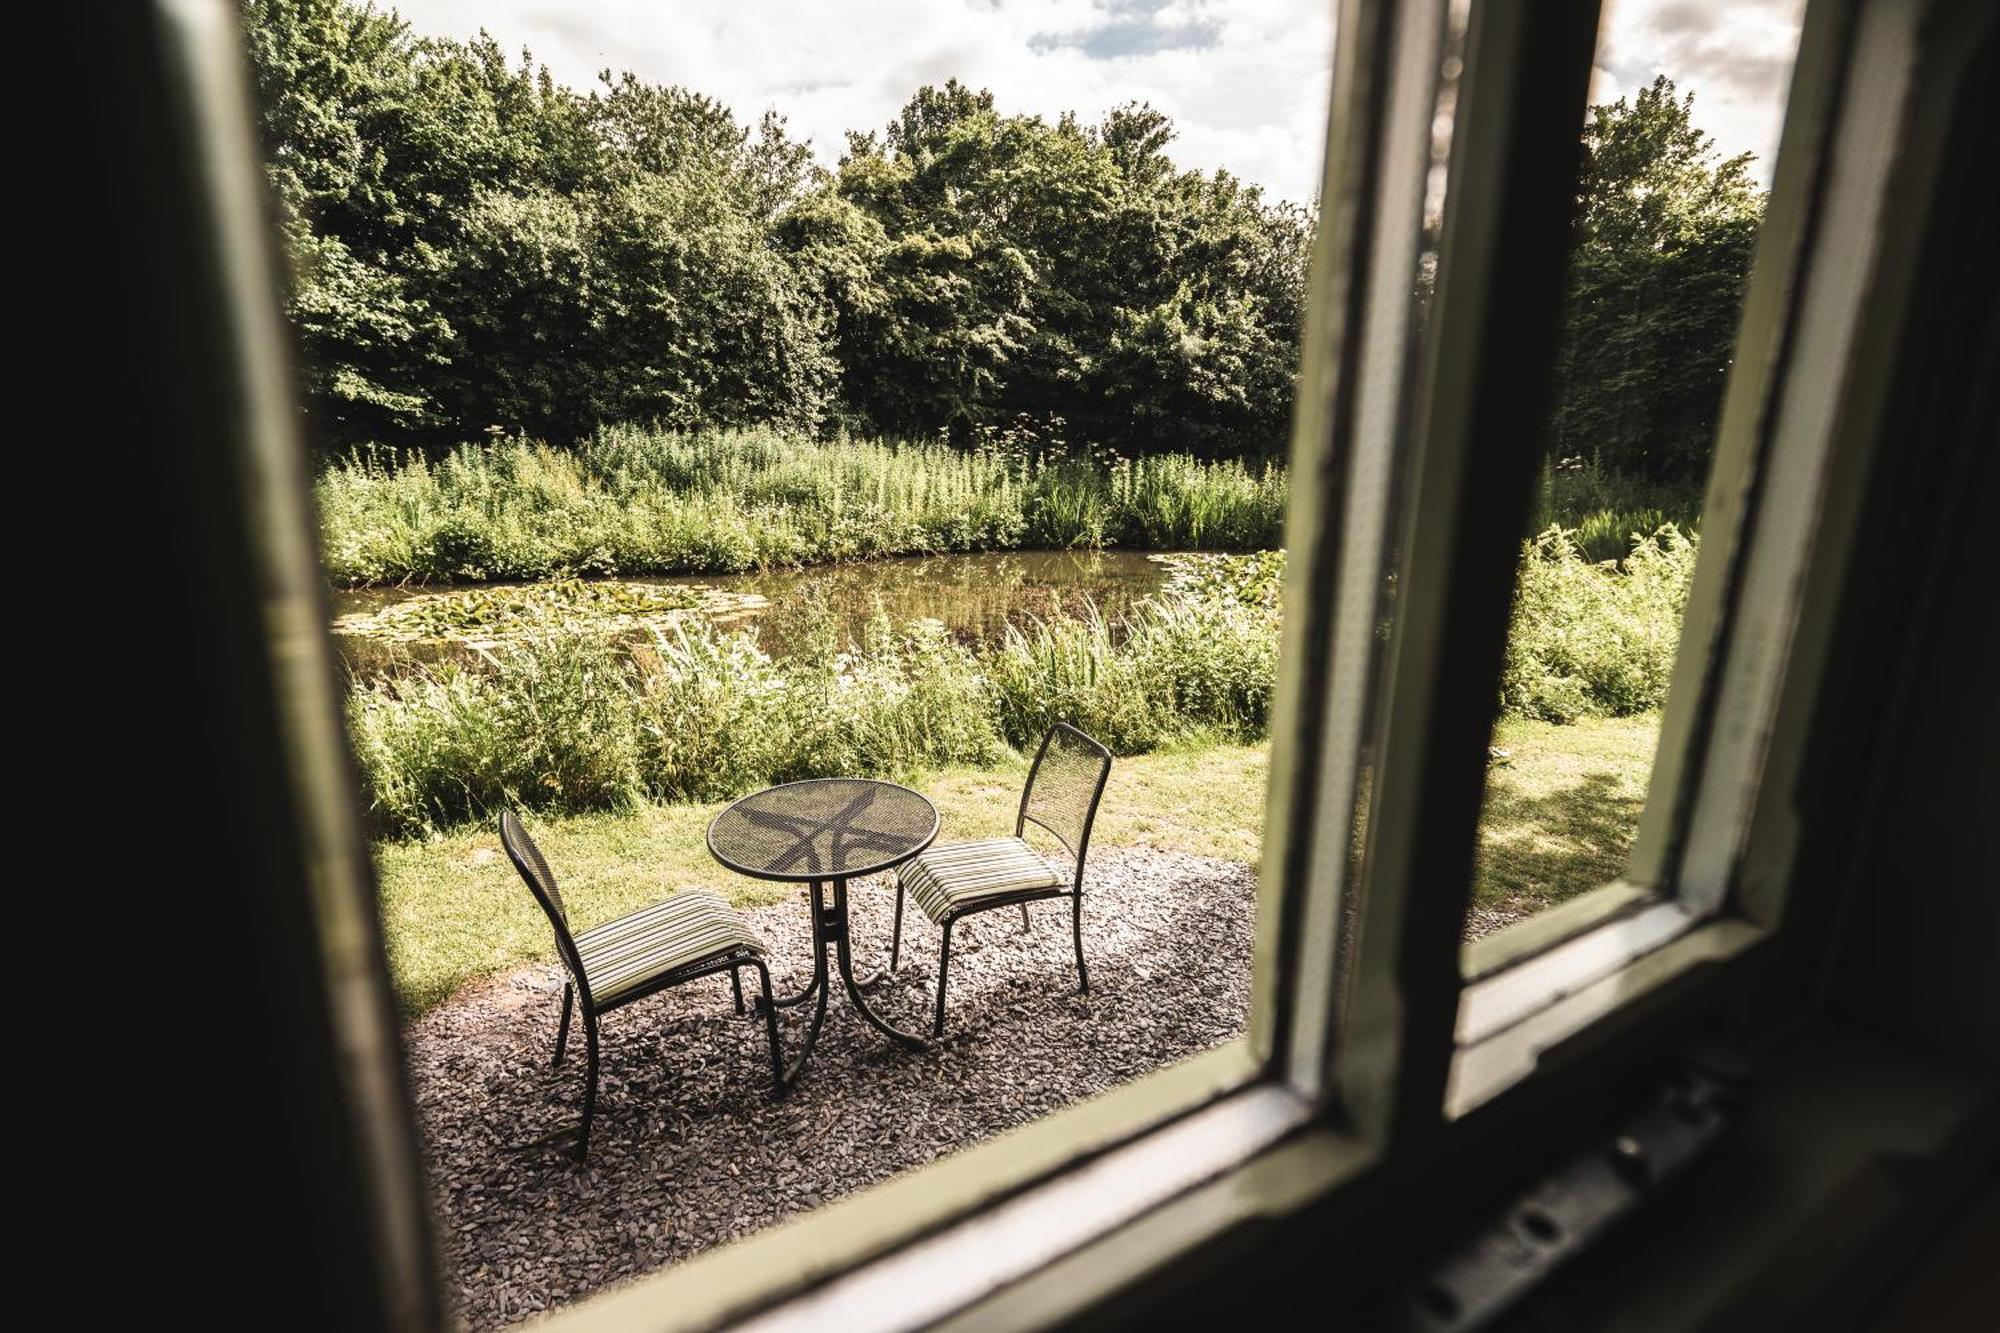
[[345, 533, 1694, 840], [376, 741, 1272, 1013], [1471, 713, 1660, 918], [315, 427, 1288, 586], [348, 588, 1279, 839], [1527, 459, 1702, 562], [378, 717, 1656, 1014]]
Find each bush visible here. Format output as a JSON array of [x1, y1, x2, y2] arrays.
[[1499, 524, 1697, 722], [348, 631, 642, 836], [345, 516, 1698, 838]]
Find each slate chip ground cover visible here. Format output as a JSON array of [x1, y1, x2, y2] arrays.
[[406, 849, 1256, 1329]]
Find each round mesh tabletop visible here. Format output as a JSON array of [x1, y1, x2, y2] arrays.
[[707, 779, 940, 882]]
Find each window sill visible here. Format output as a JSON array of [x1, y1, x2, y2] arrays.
[[1461, 880, 1657, 982], [1448, 917, 1764, 1117], [536, 1039, 1278, 1333], [1458, 895, 1700, 1046]]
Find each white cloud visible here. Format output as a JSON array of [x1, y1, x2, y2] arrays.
[[1590, 0, 1807, 182], [384, 0, 1338, 202], [381, 0, 1803, 202]]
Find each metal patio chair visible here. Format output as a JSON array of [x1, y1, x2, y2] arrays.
[[499, 811, 782, 1162], [890, 723, 1113, 1036]]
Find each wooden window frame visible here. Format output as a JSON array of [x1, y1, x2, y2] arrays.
[[135, 0, 1984, 1326]]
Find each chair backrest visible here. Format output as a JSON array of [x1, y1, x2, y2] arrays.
[[1016, 723, 1113, 877], [499, 811, 592, 1002]]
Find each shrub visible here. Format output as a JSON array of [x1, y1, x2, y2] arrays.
[[348, 631, 642, 836], [1499, 524, 1698, 722]]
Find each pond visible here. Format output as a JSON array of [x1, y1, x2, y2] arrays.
[[330, 549, 1172, 673]]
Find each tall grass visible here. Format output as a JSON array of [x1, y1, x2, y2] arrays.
[[316, 426, 1288, 586], [1527, 458, 1702, 563], [348, 588, 1278, 838], [989, 599, 1278, 753], [343, 518, 1702, 838], [1500, 525, 1699, 722]]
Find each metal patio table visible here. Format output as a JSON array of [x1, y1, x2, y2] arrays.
[[707, 778, 940, 1084]]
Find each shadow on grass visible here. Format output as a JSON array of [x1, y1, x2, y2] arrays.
[[1472, 769, 1645, 915]]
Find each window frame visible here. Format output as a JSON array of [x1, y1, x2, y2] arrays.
[[1443, 0, 1943, 1116], [146, 0, 1969, 1325]]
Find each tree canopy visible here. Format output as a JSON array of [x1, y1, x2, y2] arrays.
[[243, 2, 1760, 482], [1550, 77, 1764, 484]]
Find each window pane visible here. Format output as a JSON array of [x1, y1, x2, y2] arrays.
[[1467, 0, 1806, 941], [244, 0, 1337, 1321]]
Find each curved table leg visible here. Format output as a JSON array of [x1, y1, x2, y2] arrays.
[[771, 974, 822, 1009], [774, 880, 835, 1087], [832, 878, 931, 1049]]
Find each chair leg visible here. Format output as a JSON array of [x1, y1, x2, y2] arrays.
[[575, 1011, 600, 1165], [933, 919, 955, 1037], [753, 961, 784, 1094], [1019, 901, 1031, 933], [1072, 894, 1089, 994], [890, 876, 906, 973], [552, 982, 574, 1067], [731, 966, 745, 1015]]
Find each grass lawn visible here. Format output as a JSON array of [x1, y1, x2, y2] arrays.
[[375, 715, 1657, 1014], [1470, 713, 1660, 919], [374, 742, 1270, 1013]]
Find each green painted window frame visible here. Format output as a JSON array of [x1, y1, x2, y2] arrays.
[[144, 0, 1970, 1323], [1443, 0, 1942, 1117]]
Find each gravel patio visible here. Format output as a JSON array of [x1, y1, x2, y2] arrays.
[[406, 847, 1257, 1330]]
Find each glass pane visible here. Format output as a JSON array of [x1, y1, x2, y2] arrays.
[[1467, 0, 1807, 938], [242, 0, 1337, 1320]]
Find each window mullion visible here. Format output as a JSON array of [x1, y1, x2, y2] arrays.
[[1330, 0, 1606, 1148], [1265, 0, 1449, 1100]]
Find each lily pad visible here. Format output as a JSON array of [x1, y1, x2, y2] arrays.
[[331, 578, 769, 647]]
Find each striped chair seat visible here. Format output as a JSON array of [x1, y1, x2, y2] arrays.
[[574, 890, 764, 1004], [898, 837, 1067, 924]]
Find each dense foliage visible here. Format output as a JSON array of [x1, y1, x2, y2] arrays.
[[246, 4, 1754, 480], [315, 425, 1284, 586], [1549, 78, 1764, 485], [348, 588, 1278, 838], [1501, 525, 1699, 722], [244, 2, 1308, 457], [351, 536, 1691, 838]]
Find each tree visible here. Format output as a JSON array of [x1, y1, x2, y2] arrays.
[[1550, 77, 1764, 484], [241, 0, 838, 447], [811, 86, 1310, 455], [242, 0, 453, 440]]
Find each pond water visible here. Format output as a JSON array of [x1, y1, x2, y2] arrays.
[[330, 549, 1171, 672]]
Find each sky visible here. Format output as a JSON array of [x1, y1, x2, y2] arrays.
[[387, 0, 1805, 204]]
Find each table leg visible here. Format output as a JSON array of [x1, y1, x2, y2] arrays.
[[771, 974, 822, 1009], [832, 878, 931, 1049], [775, 880, 835, 1087]]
